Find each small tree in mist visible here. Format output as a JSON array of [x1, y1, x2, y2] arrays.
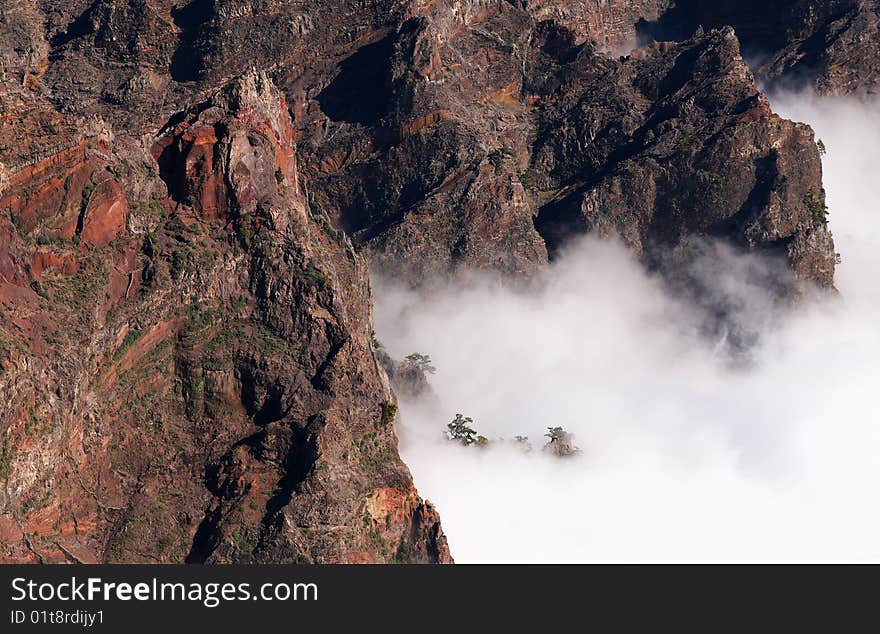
[[545, 427, 565, 442], [544, 427, 581, 457], [514, 435, 532, 452], [446, 414, 488, 447], [817, 139, 827, 156], [405, 352, 436, 374]]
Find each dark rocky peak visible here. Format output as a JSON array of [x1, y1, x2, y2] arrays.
[[532, 27, 835, 286], [525, 0, 674, 51], [638, 0, 880, 94], [280, 6, 830, 290], [299, 14, 834, 288]]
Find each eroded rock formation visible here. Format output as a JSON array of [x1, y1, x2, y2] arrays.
[[0, 71, 450, 563]]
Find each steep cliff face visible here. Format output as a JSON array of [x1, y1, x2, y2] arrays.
[[0, 72, 450, 563], [531, 27, 835, 286], [0, 0, 869, 563], [302, 3, 835, 286]]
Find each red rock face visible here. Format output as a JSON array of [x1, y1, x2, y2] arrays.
[[30, 252, 79, 280], [348, 488, 452, 563], [151, 75, 304, 224], [0, 73, 450, 564], [0, 124, 127, 255], [81, 179, 128, 247], [1, 142, 93, 236]]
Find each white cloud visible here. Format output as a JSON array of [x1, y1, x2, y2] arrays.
[[373, 95, 880, 562]]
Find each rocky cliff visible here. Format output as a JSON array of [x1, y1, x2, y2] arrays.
[[0, 69, 450, 563], [299, 3, 836, 285], [0, 0, 870, 563], [639, 0, 880, 95]]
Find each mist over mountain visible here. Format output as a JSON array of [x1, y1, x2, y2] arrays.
[[376, 95, 880, 562], [1, 0, 877, 562]]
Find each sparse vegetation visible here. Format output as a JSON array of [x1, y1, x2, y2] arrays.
[[804, 188, 829, 228], [80, 183, 95, 214], [380, 402, 397, 426], [675, 127, 694, 154], [357, 431, 395, 467], [404, 352, 436, 374], [35, 234, 76, 247], [446, 414, 488, 447], [114, 327, 142, 361], [518, 169, 536, 189], [0, 434, 12, 480], [293, 263, 328, 290], [513, 435, 532, 452], [488, 147, 514, 172], [275, 168, 284, 184], [545, 427, 566, 442], [132, 197, 164, 217], [544, 426, 581, 457], [817, 139, 827, 156], [237, 222, 255, 248]]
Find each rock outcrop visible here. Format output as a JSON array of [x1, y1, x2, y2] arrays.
[[376, 351, 435, 401], [531, 27, 835, 286], [640, 0, 880, 95]]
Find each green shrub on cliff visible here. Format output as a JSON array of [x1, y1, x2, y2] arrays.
[[294, 263, 328, 290], [803, 189, 829, 228], [380, 402, 397, 426]]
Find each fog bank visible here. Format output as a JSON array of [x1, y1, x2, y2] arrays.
[[373, 95, 880, 562]]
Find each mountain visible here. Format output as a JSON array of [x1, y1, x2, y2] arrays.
[[0, 0, 872, 563]]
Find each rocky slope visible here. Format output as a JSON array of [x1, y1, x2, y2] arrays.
[[302, 3, 836, 285], [0, 0, 869, 563]]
